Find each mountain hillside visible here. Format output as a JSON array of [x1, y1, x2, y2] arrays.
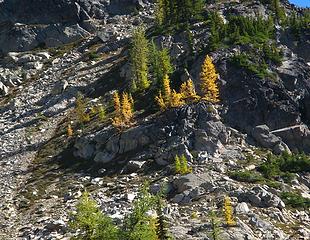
[[0, 0, 309, 239]]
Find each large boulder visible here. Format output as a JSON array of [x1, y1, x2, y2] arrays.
[[271, 124, 310, 153]]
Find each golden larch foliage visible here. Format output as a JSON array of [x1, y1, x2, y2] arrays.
[[121, 92, 133, 122], [200, 55, 220, 103], [223, 196, 236, 227], [155, 91, 167, 111], [180, 79, 200, 103], [170, 90, 184, 108], [162, 74, 172, 102], [67, 124, 73, 137], [112, 92, 134, 128]]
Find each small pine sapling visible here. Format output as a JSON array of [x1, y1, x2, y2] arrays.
[[209, 210, 220, 240], [98, 105, 106, 121], [175, 155, 181, 174], [180, 154, 192, 174]]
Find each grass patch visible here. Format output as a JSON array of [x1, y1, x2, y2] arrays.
[[229, 170, 264, 183]]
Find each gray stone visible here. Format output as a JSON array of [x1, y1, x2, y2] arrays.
[[252, 125, 281, 149], [94, 151, 115, 164], [235, 202, 250, 214]]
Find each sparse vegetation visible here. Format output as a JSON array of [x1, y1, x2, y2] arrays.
[[229, 170, 264, 183], [75, 93, 90, 125]]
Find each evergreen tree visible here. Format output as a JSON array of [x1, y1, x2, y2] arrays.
[[123, 182, 158, 240], [130, 27, 150, 91], [149, 41, 173, 89], [272, 0, 286, 24], [200, 55, 220, 103], [155, 195, 172, 240], [209, 210, 220, 240], [70, 192, 119, 240], [155, 0, 165, 27], [159, 0, 205, 26]]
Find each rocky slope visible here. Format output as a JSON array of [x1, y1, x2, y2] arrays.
[[0, 0, 309, 239]]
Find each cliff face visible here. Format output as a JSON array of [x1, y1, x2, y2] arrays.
[[0, 0, 309, 239], [0, 0, 148, 53]]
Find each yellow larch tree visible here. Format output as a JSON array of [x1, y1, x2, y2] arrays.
[[121, 92, 133, 123], [155, 74, 172, 111], [180, 79, 200, 103], [112, 91, 122, 126], [170, 90, 184, 108], [113, 92, 134, 127], [200, 55, 220, 103], [155, 91, 166, 110], [67, 123, 73, 137], [162, 74, 172, 102], [223, 196, 236, 227]]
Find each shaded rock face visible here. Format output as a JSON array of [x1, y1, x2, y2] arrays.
[[0, 0, 143, 53], [220, 60, 305, 132], [280, 28, 310, 62], [74, 103, 231, 165], [0, 0, 82, 25]]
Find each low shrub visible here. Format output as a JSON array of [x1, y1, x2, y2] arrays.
[[280, 192, 310, 209]]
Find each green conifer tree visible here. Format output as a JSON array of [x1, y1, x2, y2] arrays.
[[130, 27, 150, 90]]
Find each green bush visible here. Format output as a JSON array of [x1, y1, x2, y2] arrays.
[[87, 52, 100, 60], [231, 53, 270, 79], [280, 192, 310, 209], [258, 152, 310, 182], [229, 170, 265, 183]]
